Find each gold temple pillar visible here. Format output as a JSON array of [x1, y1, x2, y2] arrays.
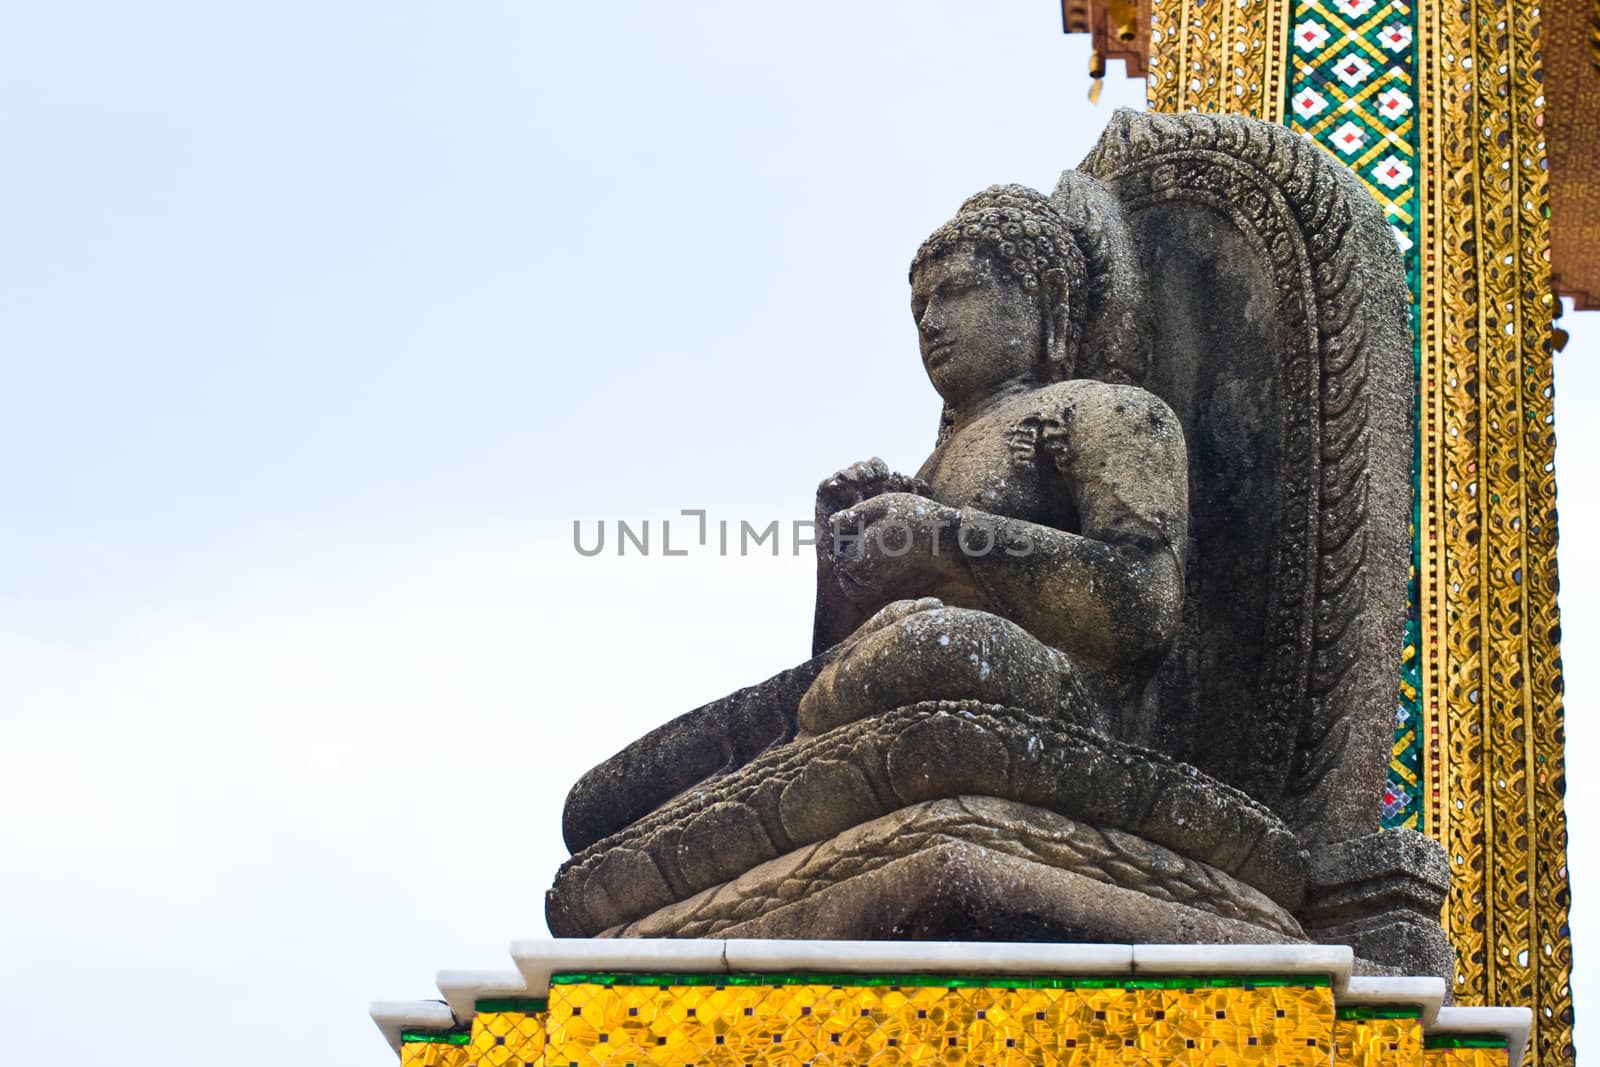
[[1064, 0, 1583, 1060]]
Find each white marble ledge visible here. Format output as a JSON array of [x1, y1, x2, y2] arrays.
[[722, 939, 1134, 981], [371, 940, 1530, 1064], [1130, 944, 1353, 991], [369, 999, 453, 1053], [505, 939, 1351, 996], [435, 969, 531, 1026], [1430, 1006, 1533, 1067], [510, 937, 728, 995], [1339, 975, 1447, 1025]]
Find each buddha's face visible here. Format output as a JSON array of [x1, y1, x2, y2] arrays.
[[911, 246, 1045, 407]]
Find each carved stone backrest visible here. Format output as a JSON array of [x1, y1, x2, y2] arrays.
[[1072, 110, 1413, 846]]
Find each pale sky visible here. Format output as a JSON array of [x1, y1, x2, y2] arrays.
[[1, 4, 1594, 1065]]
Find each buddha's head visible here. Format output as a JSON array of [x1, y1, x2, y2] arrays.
[[910, 185, 1088, 409]]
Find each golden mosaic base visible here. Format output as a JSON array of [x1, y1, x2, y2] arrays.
[[399, 980, 1510, 1067]]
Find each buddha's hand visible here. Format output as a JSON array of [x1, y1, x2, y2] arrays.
[[826, 492, 963, 601], [816, 458, 930, 526]]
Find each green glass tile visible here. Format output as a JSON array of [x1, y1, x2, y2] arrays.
[[1337, 1006, 1423, 1020], [401, 1030, 471, 1046], [474, 997, 548, 1014], [1425, 1035, 1510, 1049]]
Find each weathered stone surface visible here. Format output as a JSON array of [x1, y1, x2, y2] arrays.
[[550, 109, 1432, 973], [1298, 829, 1454, 993], [1301, 828, 1451, 923], [601, 797, 1305, 942], [1313, 914, 1455, 993], [800, 604, 1094, 739], [546, 700, 1307, 937], [1076, 111, 1413, 847], [561, 654, 831, 853]]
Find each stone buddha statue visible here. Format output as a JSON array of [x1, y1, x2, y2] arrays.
[[801, 184, 1187, 746], [547, 110, 1452, 986]]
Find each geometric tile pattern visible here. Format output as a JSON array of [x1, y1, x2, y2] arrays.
[[1335, 1008, 1426, 1067], [473, 1005, 547, 1067], [1284, 0, 1424, 830], [547, 977, 1336, 1067], [1285, 0, 1420, 283], [397, 979, 1520, 1066], [1426, 1040, 1521, 1067], [401, 1035, 470, 1067], [400, 1002, 547, 1067]]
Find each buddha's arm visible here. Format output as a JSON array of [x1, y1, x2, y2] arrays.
[[811, 459, 935, 653], [824, 496, 1183, 669], [948, 511, 1184, 668], [958, 385, 1189, 666]]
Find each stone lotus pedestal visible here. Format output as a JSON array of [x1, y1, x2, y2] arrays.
[[547, 702, 1310, 947], [371, 940, 1530, 1067]]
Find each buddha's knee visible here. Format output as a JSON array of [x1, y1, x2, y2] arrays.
[[797, 605, 1069, 736]]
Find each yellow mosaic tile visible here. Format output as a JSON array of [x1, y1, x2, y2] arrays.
[[390, 982, 1535, 1067], [401, 1041, 471, 1067], [540, 980, 1335, 1067], [1334, 1014, 1424, 1067], [472, 1010, 548, 1067], [1424, 1045, 1510, 1067]]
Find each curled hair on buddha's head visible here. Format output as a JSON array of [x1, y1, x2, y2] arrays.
[[911, 184, 1090, 382]]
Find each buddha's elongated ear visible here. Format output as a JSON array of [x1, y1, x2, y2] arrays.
[[1040, 267, 1072, 374], [1051, 168, 1147, 384]]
